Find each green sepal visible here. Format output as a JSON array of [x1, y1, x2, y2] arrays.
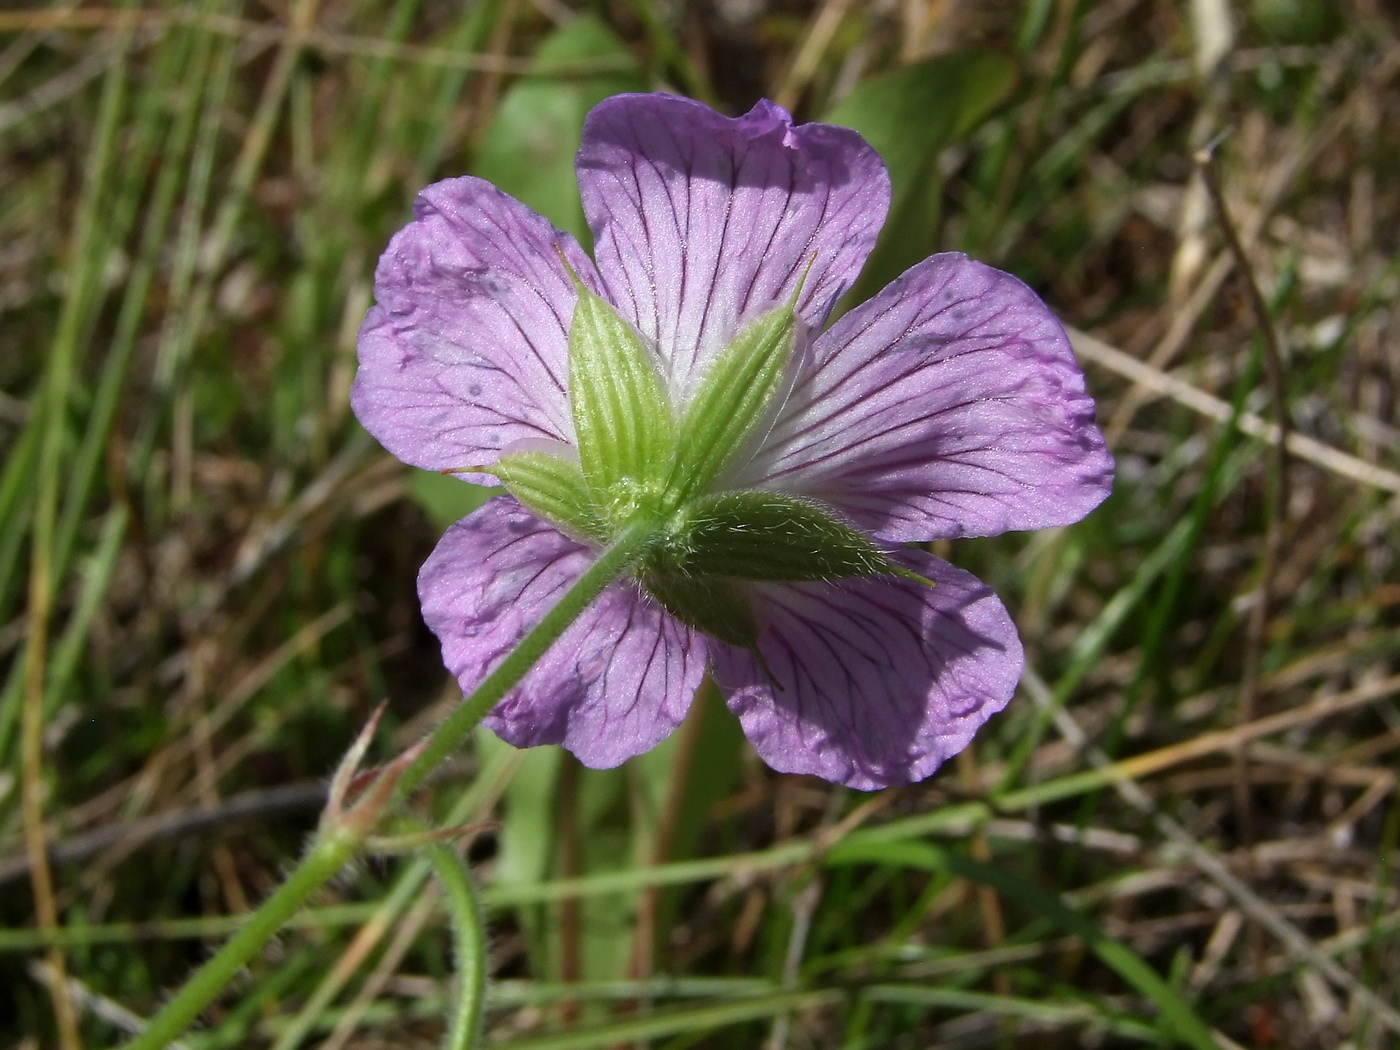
[[657, 490, 926, 584], [565, 278, 673, 512], [492, 451, 608, 543], [667, 299, 799, 503], [643, 574, 760, 650]]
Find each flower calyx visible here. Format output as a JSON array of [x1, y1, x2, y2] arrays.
[[465, 269, 929, 649]]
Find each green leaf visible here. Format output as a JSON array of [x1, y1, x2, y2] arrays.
[[409, 469, 496, 529], [827, 51, 1016, 195], [473, 17, 645, 243], [667, 301, 799, 503], [494, 450, 607, 542], [825, 840, 1222, 1050], [1253, 0, 1339, 44], [658, 490, 912, 583], [642, 575, 760, 650], [567, 285, 674, 516], [825, 51, 1018, 303]]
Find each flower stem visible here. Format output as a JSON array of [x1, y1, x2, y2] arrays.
[[427, 845, 487, 1050], [120, 520, 654, 1050], [395, 515, 656, 801], [123, 831, 360, 1050]]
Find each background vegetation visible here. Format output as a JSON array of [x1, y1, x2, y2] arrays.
[[2, 0, 1398, 1046]]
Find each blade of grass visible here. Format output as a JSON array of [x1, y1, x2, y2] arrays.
[[861, 984, 1160, 1041], [495, 990, 843, 1050], [52, 9, 222, 586], [0, 11, 232, 775], [826, 839, 1221, 1050], [20, 24, 135, 1050], [43, 506, 126, 714], [994, 514, 1197, 795], [0, 422, 39, 618], [414, 0, 506, 180], [129, 0, 319, 483]]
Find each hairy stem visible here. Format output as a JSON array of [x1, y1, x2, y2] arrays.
[[123, 831, 360, 1050], [427, 845, 487, 1050], [1196, 143, 1290, 853], [121, 520, 653, 1050], [396, 516, 655, 800]]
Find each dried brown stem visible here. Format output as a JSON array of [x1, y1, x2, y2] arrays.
[[630, 684, 710, 985], [22, 572, 82, 1050], [0, 781, 329, 888], [1195, 142, 1291, 851], [1104, 42, 1400, 444], [1022, 667, 1400, 1036]]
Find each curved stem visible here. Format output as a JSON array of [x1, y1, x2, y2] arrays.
[[121, 521, 653, 1050], [427, 845, 487, 1050]]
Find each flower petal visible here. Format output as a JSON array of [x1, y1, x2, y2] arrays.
[[352, 177, 603, 472], [577, 93, 890, 402], [711, 551, 1023, 789], [746, 253, 1114, 540], [419, 497, 707, 767]]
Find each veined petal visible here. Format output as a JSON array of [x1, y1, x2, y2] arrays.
[[711, 551, 1022, 790], [419, 498, 707, 767], [352, 177, 603, 472], [745, 253, 1114, 540], [577, 93, 889, 402]]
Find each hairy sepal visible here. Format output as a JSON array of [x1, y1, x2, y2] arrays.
[[567, 282, 673, 511], [643, 574, 760, 650], [668, 301, 799, 503], [660, 491, 923, 583], [493, 451, 608, 543]]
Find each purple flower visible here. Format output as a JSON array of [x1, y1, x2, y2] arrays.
[[352, 93, 1112, 789]]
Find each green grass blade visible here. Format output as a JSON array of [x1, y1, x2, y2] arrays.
[[826, 839, 1220, 1050], [495, 990, 842, 1050]]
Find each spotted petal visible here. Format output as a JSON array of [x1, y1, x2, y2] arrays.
[[710, 551, 1022, 790], [745, 253, 1114, 540], [352, 177, 603, 472], [577, 93, 890, 402], [419, 498, 707, 767]]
